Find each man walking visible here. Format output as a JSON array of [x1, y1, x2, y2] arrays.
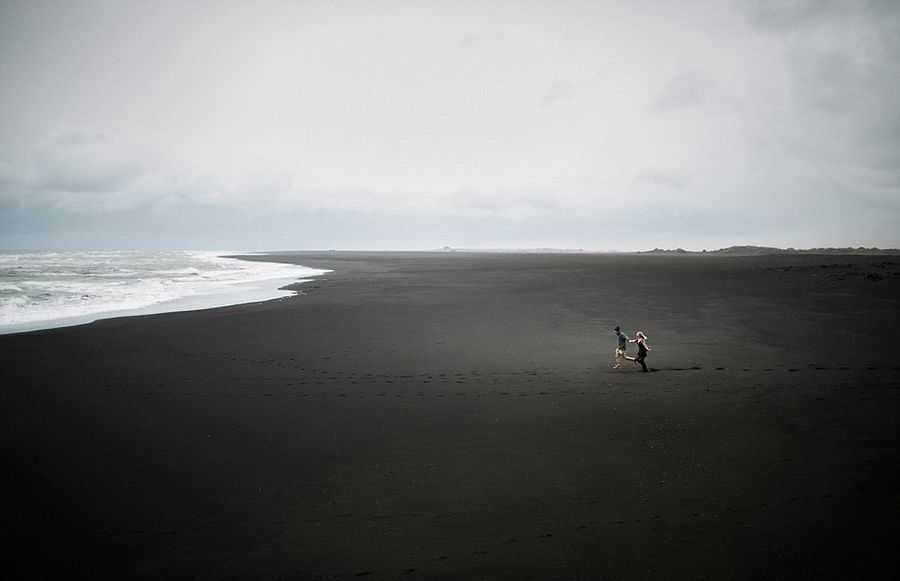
[[613, 326, 629, 369]]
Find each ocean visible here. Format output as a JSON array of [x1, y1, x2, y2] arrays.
[[0, 251, 329, 334]]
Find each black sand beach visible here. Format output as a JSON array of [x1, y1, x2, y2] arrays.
[[2, 251, 899, 579]]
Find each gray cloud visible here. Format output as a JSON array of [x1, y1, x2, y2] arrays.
[[0, 160, 20, 191], [1, 0, 898, 251], [539, 80, 577, 108], [637, 169, 692, 190], [28, 132, 145, 195], [461, 29, 504, 48], [655, 69, 715, 111], [752, 0, 900, 208], [746, 0, 835, 32]]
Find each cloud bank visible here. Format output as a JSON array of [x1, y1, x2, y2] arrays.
[[1, 0, 898, 250]]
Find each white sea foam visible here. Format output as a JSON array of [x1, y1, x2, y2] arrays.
[[0, 251, 330, 334]]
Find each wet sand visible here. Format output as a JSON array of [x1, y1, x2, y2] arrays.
[[2, 251, 899, 579]]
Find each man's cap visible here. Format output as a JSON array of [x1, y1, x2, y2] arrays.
[[614, 326, 620, 332]]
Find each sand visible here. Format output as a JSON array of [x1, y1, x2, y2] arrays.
[[2, 251, 899, 579]]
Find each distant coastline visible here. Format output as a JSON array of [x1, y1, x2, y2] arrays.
[[640, 245, 900, 255], [429, 245, 900, 255]]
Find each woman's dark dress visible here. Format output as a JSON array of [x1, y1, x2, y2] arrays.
[[635, 339, 648, 372]]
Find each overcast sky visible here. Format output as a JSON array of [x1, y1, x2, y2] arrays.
[[1, 0, 898, 251]]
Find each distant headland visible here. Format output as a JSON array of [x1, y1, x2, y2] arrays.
[[432, 245, 899, 255], [641, 245, 900, 255]]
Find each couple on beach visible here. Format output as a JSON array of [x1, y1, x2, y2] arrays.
[[613, 326, 650, 372]]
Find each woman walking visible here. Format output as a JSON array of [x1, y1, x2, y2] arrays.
[[628, 331, 651, 372]]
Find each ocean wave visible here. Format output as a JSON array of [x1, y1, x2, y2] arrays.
[[0, 251, 329, 332]]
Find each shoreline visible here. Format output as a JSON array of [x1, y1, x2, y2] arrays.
[[0, 253, 331, 335], [2, 251, 899, 579]]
